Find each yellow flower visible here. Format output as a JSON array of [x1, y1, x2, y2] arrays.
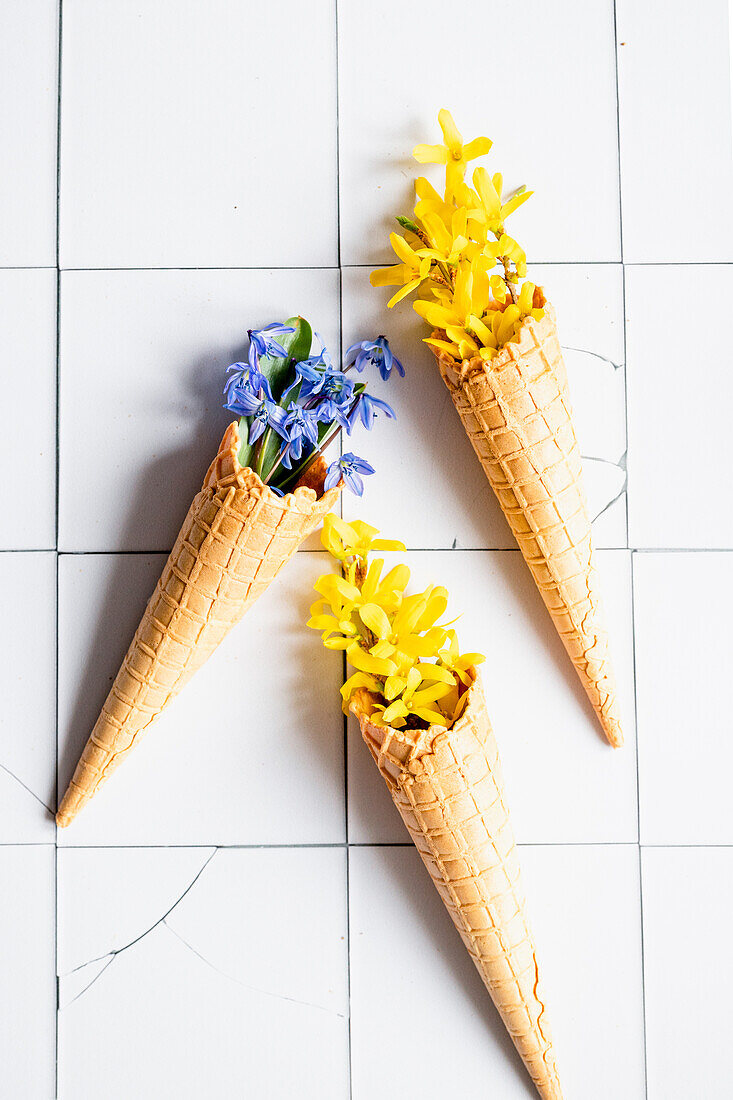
[[419, 207, 469, 266], [470, 168, 533, 232], [321, 513, 404, 563], [413, 109, 492, 191], [309, 517, 486, 725], [370, 233, 432, 307], [372, 109, 542, 361], [415, 259, 497, 360], [374, 667, 452, 728]]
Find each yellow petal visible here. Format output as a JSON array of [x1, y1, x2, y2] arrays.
[[424, 337, 460, 358], [348, 644, 396, 677], [359, 602, 391, 640], [412, 142, 449, 165], [415, 663, 455, 685], [383, 674, 406, 701], [389, 232, 417, 266], [381, 699, 409, 724], [370, 264, 409, 288], [387, 277, 422, 308], [437, 108, 462, 155], [501, 188, 532, 219], [414, 707, 449, 726], [415, 176, 443, 203], [462, 136, 493, 161]]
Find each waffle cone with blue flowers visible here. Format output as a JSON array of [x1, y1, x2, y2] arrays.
[[371, 108, 622, 745], [56, 421, 341, 826], [57, 319, 401, 826]]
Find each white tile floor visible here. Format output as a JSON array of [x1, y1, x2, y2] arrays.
[[2, 0, 732, 1096]]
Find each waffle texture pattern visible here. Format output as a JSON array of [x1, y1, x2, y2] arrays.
[[432, 304, 622, 746], [351, 679, 564, 1100], [57, 423, 340, 827]]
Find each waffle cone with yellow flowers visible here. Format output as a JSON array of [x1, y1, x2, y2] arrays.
[[371, 108, 622, 746], [57, 421, 340, 827], [430, 300, 622, 746], [351, 680, 563, 1100], [310, 515, 564, 1100]]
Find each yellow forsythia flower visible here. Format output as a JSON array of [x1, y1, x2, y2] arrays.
[[372, 110, 544, 363], [308, 515, 485, 728]]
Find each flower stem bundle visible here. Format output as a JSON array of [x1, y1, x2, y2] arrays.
[[224, 319, 401, 497]]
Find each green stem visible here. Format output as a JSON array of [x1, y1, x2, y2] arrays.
[[269, 422, 343, 493], [254, 427, 272, 479]]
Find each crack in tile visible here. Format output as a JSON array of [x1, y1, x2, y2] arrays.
[[162, 920, 346, 1019], [582, 453, 628, 471], [561, 345, 624, 371], [60, 848, 218, 1005], [591, 484, 628, 525], [0, 762, 54, 815]]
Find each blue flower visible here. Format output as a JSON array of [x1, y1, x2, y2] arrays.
[[224, 372, 286, 444], [247, 398, 287, 445], [344, 336, 404, 381], [316, 366, 355, 406], [282, 349, 333, 400], [248, 322, 294, 368], [311, 367, 357, 430], [347, 392, 396, 432], [224, 362, 272, 407], [279, 403, 320, 468], [324, 452, 375, 496]]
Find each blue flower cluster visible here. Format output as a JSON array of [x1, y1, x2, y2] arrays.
[[223, 324, 402, 496]]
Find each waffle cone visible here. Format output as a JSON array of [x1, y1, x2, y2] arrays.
[[351, 678, 563, 1100], [430, 302, 622, 746], [57, 422, 340, 827]]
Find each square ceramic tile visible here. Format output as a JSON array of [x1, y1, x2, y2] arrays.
[[338, 0, 620, 264], [642, 847, 733, 1097], [0, 553, 56, 842], [626, 265, 733, 548], [617, 0, 733, 262], [0, 1, 57, 265], [57, 551, 345, 845], [59, 268, 340, 552], [0, 845, 56, 1098], [348, 548, 637, 845], [60, 0, 337, 268], [0, 269, 57, 549], [349, 844, 644, 1099], [58, 846, 348, 1098], [634, 552, 733, 844], [341, 263, 627, 550]]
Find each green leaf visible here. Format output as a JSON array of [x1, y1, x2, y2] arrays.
[[259, 316, 313, 403], [256, 317, 314, 478], [236, 416, 255, 471], [235, 317, 314, 474]]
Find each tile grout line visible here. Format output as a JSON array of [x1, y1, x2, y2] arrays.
[[26, 545, 733, 556], [54, 2, 64, 1097], [333, 4, 353, 1096], [25, 260, 733, 272], [613, 2, 649, 1094]]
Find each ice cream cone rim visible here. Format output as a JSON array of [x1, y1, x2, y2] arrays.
[[351, 676, 558, 1084], [431, 291, 554, 387], [207, 420, 341, 509]]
